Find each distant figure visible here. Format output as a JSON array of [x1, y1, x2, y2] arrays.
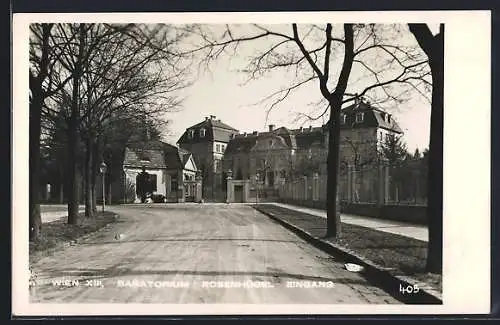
[[136, 166, 151, 203]]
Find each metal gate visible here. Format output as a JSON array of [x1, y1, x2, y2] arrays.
[[184, 180, 197, 202]]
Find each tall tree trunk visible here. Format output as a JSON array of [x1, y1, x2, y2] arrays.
[[84, 136, 94, 217], [325, 100, 342, 237], [425, 27, 444, 273], [58, 166, 64, 204], [67, 118, 79, 224], [59, 182, 64, 204], [29, 93, 43, 240], [408, 23, 444, 274], [108, 183, 112, 206], [91, 138, 100, 213], [29, 24, 53, 240], [324, 24, 354, 238], [67, 23, 86, 224]]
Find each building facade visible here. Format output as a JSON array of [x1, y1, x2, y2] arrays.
[[177, 115, 238, 201], [179, 98, 403, 202], [121, 140, 200, 203]]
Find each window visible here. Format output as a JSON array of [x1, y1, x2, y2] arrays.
[[269, 139, 273, 146], [216, 144, 220, 152], [200, 128, 206, 137], [341, 114, 347, 124], [221, 145, 225, 152], [355, 112, 364, 123], [214, 159, 222, 172], [188, 129, 194, 139]]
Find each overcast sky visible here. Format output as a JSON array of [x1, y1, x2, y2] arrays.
[[159, 24, 435, 153]]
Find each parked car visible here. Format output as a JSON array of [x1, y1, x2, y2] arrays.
[[150, 193, 166, 203]]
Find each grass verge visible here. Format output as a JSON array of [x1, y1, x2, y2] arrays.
[[253, 204, 441, 293], [29, 211, 118, 263]]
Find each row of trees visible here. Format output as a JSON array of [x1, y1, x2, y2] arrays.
[[29, 23, 192, 240], [183, 23, 443, 273], [29, 22, 443, 274]]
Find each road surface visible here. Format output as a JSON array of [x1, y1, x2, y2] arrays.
[[30, 204, 399, 304]]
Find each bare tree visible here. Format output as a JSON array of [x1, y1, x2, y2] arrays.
[[29, 23, 80, 238], [409, 24, 444, 274], [40, 23, 192, 221], [74, 23, 190, 217], [185, 23, 430, 237]]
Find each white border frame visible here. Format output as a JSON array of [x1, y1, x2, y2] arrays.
[[12, 11, 491, 315]]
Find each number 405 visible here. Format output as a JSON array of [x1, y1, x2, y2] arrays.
[[399, 284, 420, 294]]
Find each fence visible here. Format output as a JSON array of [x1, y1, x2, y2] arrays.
[[278, 160, 428, 206]]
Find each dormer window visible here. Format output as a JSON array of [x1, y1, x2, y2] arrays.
[[188, 129, 194, 139], [355, 112, 364, 123], [200, 128, 206, 137], [341, 114, 347, 124]]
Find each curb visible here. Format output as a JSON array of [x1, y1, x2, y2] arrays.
[[253, 206, 442, 305]]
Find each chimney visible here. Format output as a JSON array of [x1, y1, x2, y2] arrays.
[[268, 124, 275, 132], [252, 131, 258, 135], [210, 115, 216, 120], [299, 126, 303, 133], [205, 116, 209, 121], [309, 125, 312, 132], [243, 132, 247, 137]]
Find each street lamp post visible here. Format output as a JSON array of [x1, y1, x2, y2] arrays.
[[226, 169, 233, 204], [255, 172, 260, 205], [100, 162, 107, 212]]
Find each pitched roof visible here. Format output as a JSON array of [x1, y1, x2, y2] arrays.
[[274, 127, 297, 149], [224, 125, 328, 155], [123, 146, 167, 169], [225, 134, 260, 154], [341, 100, 403, 133], [291, 127, 325, 149], [190, 118, 238, 132], [178, 117, 239, 144], [178, 148, 190, 164], [124, 140, 196, 170]]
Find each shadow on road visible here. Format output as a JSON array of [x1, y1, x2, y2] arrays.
[[36, 266, 369, 285], [78, 237, 304, 246]]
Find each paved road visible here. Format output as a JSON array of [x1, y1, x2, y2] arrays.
[[30, 204, 399, 304]]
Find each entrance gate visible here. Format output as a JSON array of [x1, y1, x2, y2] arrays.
[[184, 180, 202, 202]]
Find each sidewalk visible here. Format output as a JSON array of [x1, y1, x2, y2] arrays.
[[264, 202, 428, 242], [40, 205, 85, 223], [252, 203, 442, 303]]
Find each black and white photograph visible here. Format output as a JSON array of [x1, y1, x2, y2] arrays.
[[12, 11, 490, 315]]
